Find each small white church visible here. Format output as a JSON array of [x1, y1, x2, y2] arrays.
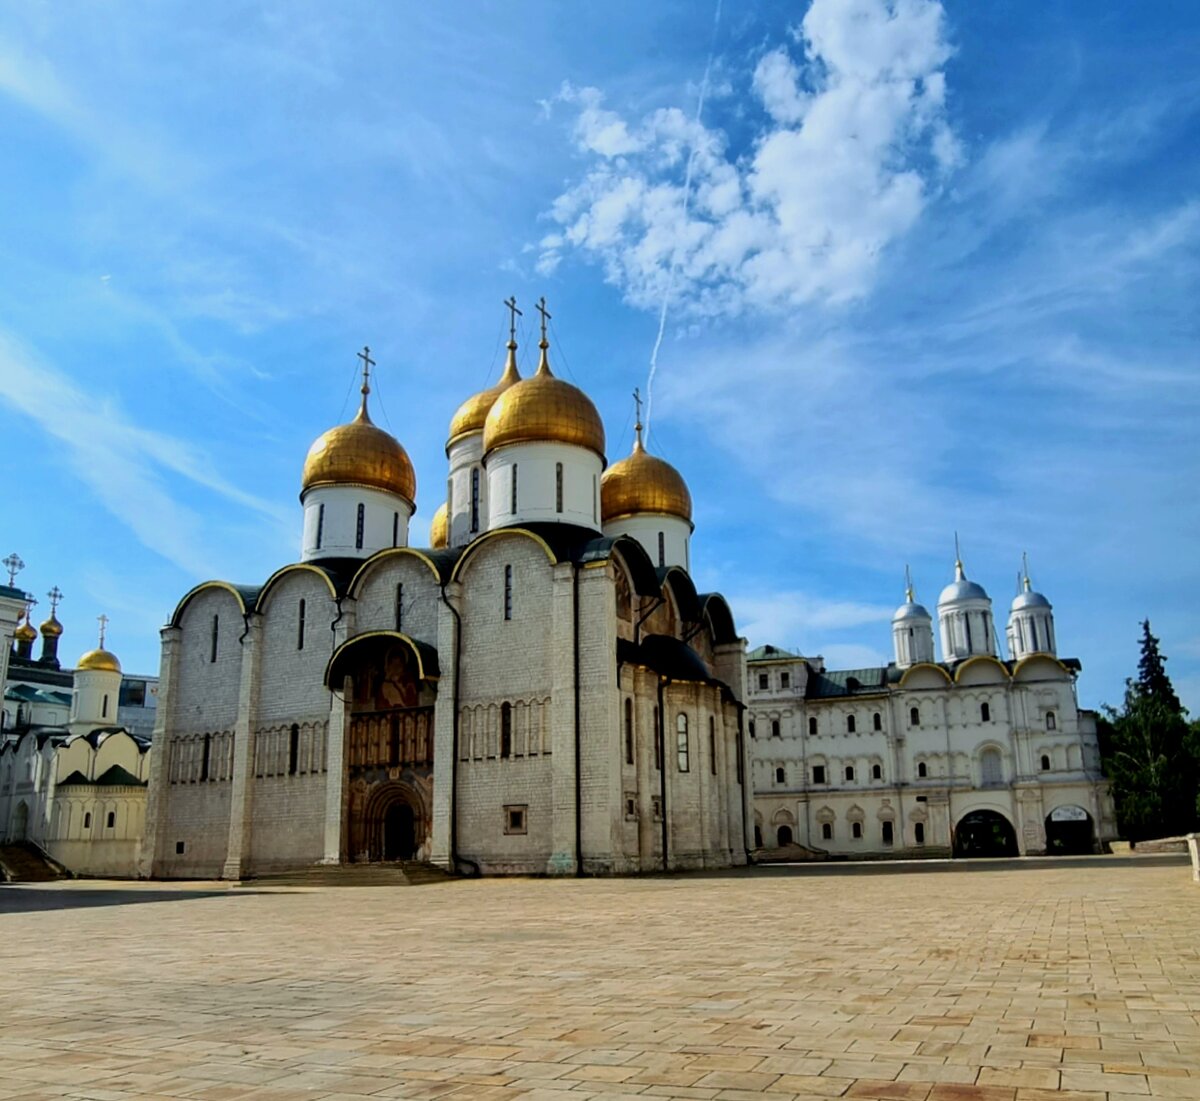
[[142, 304, 751, 878]]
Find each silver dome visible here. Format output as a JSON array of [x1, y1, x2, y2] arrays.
[[1011, 589, 1051, 611], [893, 601, 932, 623], [938, 578, 989, 604]]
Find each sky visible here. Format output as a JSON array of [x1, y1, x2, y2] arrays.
[[0, 0, 1197, 714]]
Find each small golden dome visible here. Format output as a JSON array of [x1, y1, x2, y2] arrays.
[[601, 427, 692, 525], [77, 648, 121, 673], [40, 613, 63, 638], [429, 502, 449, 549], [301, 386, 416, 505], [14, 618, 36, 643], [483, 340, 605, 460], [447, 342, 521, 448]]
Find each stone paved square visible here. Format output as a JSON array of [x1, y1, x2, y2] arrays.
[[0, 859, 1197, 1100]]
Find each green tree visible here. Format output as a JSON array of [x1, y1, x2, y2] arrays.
[[1098, 621, 1198, 841]]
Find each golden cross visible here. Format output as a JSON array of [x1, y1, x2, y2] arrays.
[[47, 586, 63, 613], [504, 296, 522, 343], [3, 552, 23, 586], [535, 296, 551, 343], [357, 346, 375, 395], [97, 613, 109, 647]]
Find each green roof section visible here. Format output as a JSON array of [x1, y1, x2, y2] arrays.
[[747, 644, 800, 662], [806, 667, 890, 699]]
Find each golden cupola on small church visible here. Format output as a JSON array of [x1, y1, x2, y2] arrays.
[[601, 403, 694, 572], [481, 299, 606, 533], [300, 348, 417, 561]]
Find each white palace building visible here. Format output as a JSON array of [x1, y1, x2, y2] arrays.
[[747, 565, 1116, 859]]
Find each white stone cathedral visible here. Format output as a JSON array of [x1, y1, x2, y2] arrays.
[[747, 560, 1116, 859], [142, 310, 750, 878]]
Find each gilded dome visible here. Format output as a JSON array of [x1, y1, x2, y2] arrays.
[[429, 502, 449, 549], [77, 648, 121, 673], [483, 340, 605, 460], [14, 617, 36, 643], [601, 429, 692, 524], [447, 342, 521, 448], [39, 612, 63, 638], [301, 395, 416, 505]]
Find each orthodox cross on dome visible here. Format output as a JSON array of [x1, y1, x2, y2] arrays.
[[47, 586, 63, 613], [904, 564, 915, 604], [535, 296, 551, 344], [632, 387, 645, 446], [97, 613, 109, 648], [23, 596, 37, 622], [3, 552, 24, 586], [504, 296, 522, 344], [357, 345, 375, 397], [953, 531, 965, 578]]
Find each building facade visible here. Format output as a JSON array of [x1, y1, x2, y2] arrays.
[[143, 322, 751, 879], [748, 565, 1115, 858]]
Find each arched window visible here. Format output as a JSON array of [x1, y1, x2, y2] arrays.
[[297, 598, 306, 650], [676, 713, 689, 772], [107, 810, 116, 829], [210, 614, 219, 663], [1040, 753, 1051, 771], [315, 502, 325, 550], [555, 462, 564, 513], [500, 703, 512, 759], [846, 714, 856, 733], [981, 701, 991, 722], [1046, 711, 1057, 730], [775, 766, 786, 784], [914, 822, 926, 844], [288, 724, 300, 776], [394, 583, 404, 631], [200, 732, 211, 781], [808, 716, 817, 736], [657, 531, 665, 567], [754, 825, 763, 848], [777, 824, 793, 847], [909, 705, 920, 727], [872, 712, 882, 731], [709, 716, 716, 775], [355, 502, 365, 550], [980, 747, 1003, 787], [748, 720, 756, 739], [917, 761, 928, 778], [851, 821, 863, 839], [503, 564, 513, 620], [872, 763, 882, 780], [881, 820, 894, 845], [771, 719, 781, 738], [845, 765, 855, 782], [653, 707, 661, 770], [821, 821, 833, 840], [511, 464, 518, 513], [624, 698, 634, 765], [470, 468, 480, 532], [83, 812, 92, 830]]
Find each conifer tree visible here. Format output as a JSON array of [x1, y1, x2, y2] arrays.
[[1098, 621, 1198, 840]]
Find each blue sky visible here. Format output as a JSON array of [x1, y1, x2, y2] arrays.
[[1, 0, 1197, 714]]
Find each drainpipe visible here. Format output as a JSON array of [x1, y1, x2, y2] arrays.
[[573, 564, 583, 877], [658, 676, 669, 870], [438, 582, 468, 875], [737, 701, 752, 864]]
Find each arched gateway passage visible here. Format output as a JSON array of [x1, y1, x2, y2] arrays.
[[326, 632, 438, 863], [1045, 806, 1095, 855], [953, 809, 1018, 857]]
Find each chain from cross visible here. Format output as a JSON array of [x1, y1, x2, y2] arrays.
[[535, 297, 551, 343], [97, 613, 109, 647], [3, 552, 24, 586], [504, 296, 522, 343], [357, 346, 375, 394], [48, 586, 63, 613]]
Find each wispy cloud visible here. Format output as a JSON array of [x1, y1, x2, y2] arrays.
[[538, 0, 960, 316]]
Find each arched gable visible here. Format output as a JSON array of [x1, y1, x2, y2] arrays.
[[93, 730, 148, 780], [898, 662, 953, 689], [659, 567, 701, 624], [450, 527, 557, 583], [954, 655, 1010, 686], [1013, 654, 1073, 682], [698, 593, 738, 646], [350, 547, 448, 594], [256, 563, 338, 613], [324, 630, 440, 689], [170, 580, 256, 628]]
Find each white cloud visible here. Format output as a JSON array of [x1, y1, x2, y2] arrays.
[[731, 588, 895, 652], [539, 0, 959, 316]]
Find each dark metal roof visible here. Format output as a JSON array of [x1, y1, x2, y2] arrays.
[[806, 667, 890, 699], [618, 634, 714, 685]]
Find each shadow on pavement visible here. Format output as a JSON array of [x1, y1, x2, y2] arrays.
[[0, 885, 264, 914], [696, 853, 1189, 878]]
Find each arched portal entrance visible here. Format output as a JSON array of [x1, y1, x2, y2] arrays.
[[326, 632, 438, 864], [1045, 806, 1095, 855], [953, 809, 1018, 857]]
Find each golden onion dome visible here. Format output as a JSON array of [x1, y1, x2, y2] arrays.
[[77, 648, 121, 673], [39, 612, 63, 638], [301, 374, 416, 505], [429, 501, 449, 549], [601, 426, 693, 525], [14, 617, 36, 643], [447, 341, 522, 449], [483, 338, 605, 460]]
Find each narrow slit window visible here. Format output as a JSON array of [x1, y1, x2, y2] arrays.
[[592, 475, 598, 523], [775, 766, 786, 784], [910, 706, 920, 727], [808, 716, 817, 736], [882, 821, 894, 845], [845, 765, 854, 782], [84, 812, 92, 830], [653, 707, 661, 770], [288, 724, 299, 776], [355, 502, 365, 550], [392, 511, 399, 547], [915, 822, 926, 843], [315, 502, 325, 549], [471, 468, 480, 532], [709, 716, 716, 775], [1046, 711, 1057, 730], [981, 701, 991, 722], [394, 583, 404, 632], [847, 714, 856, 733], [500, 703, 512, 759], [813, 764, 826, 784], [511, 464, 518, 514], [106, 811, 115, 829], [873, 712, 882, 731], [210, 615, 219, 663], [297, 598, 306, 650], [624, 698, 634, 765], [918, 761, 928, 778], [1040, 753, 1051, 771], [872, 763, 882, 780], [102, 694, 108, 718], [852, 821, 863, 839], [676, 713, 689, 772], [503, 564, 513, 620], [555, 462, 564, 513], [771, 719, 780, 738], [748, 720, 756, 739], [821, 822, 833, 841], [200, 732, 211, 782], [657, 531, 665, 567]]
